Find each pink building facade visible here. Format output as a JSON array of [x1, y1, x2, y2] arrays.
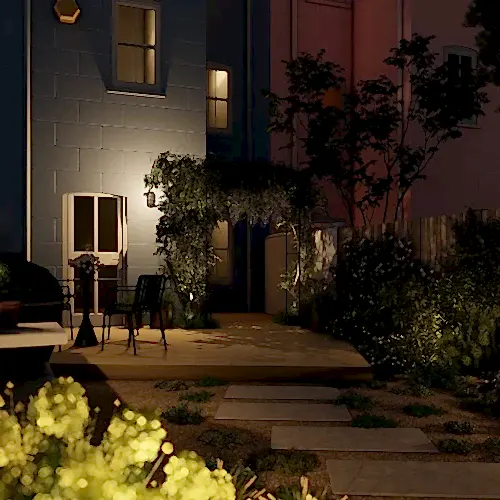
[[270, 0, 500, 223]]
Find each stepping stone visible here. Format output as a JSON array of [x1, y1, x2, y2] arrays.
[[224, 385, 340, 401], [215, 402, 351, 422], [327, 460, 500, 498], [272, 427, 438, 453]]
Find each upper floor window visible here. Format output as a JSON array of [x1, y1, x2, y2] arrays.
[[207, 68, 229, 129], [112, 1, 161, 94], [444, 46, 478, 125]]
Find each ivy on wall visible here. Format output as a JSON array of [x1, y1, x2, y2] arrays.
[[144, 152, 319, 317]]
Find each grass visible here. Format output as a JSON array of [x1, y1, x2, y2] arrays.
[[403, 403, 445, 418], [248, 449, 319, 475], [161, 403, 204, 425], [351, 414, 397, 428], [194, 377, 226, 387], [179, 390, 214, 403], [198, 428, 247, 449], [335, 392, 375, 411], [444, 420, 475, 435], [438, 438, 473, 455]]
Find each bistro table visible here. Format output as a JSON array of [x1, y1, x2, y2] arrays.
[[0, 322, 68, 382]]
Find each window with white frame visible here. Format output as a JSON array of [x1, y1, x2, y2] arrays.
[[113, 1, 160, 92], [207, 68, 229, 129], [444, 46, 478, 125]]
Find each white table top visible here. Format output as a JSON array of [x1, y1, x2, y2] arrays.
[[0, 322, 68, 349]]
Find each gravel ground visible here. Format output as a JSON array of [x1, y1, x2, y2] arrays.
[[74, 379, 500, 500]]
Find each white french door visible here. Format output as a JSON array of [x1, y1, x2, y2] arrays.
[[62, 193, 128, 324]]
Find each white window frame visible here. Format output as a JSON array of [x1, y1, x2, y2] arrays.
[[444, 45, 479, 127], [110, 0, 163, 97], [206, 64, 232, 133]]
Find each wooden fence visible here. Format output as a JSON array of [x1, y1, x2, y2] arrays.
[[337, 208, 500, 266]]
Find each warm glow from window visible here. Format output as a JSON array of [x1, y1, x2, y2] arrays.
[[116, 5, 156, 85], [207, 69, 229, 129], [210, 221, 230, 282]]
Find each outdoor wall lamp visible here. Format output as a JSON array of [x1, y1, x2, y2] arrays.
[[54, 0, 81, 24], [146, 191, 156, 208]]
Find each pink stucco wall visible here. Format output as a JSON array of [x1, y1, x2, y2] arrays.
[[409, 0, 500, 218]]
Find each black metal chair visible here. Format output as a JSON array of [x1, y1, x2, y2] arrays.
[[101, 275, 168, 355]]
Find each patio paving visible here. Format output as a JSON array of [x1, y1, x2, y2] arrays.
[[271, 427, 438, 452], [215, 402, 352, 422], [327, 460, 500, 498], [50, 313, 370, 382], [224, 385, 340, 400]]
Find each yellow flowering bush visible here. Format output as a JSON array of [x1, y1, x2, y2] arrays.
[[0, 377, 235, 500]]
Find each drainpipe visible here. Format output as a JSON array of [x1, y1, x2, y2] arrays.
[[245, 0, 252, 312], [26, 0, 32, 260], [396, 0, 404, 220]]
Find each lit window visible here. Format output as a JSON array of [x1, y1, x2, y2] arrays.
[[444, 46, 478, 125], [207, 69, 229, 129], [210, 221, 231, 283], [115, 3, 157, 85]]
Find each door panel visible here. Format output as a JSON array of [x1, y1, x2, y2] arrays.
[[63, 193, 127, 324]]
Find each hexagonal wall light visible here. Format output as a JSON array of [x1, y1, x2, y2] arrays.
[[54, 0, 81, 24]]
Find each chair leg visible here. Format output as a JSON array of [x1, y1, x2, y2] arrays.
[[101, 314, 106, 351], [158, 309, 167, 350], [69, 309, 74, 341], [107, 315, 112, 341], [126, 312, 134, 351]]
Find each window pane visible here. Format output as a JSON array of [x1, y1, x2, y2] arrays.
[[98, 265, 118, 312], [74, 196, 94, 252], [215, 100, 228, 128], [207, 99, 217, 128], [117, 5, 147, 45], [117, 45, 145, 83], [213, 249, 229, 279], [98, 197, 118, 252], [447, 53, 460, 83], [207, 70, 228, 99], [145, 9, 156, 46], [145, 48, 156, 84]]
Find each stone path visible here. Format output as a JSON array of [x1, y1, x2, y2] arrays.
[[326, 460, 500, 498], [271, 426, 438, 453], [215, 402, 351, 422], [218, 384, 498, 498], [224, 385, 340, 400]]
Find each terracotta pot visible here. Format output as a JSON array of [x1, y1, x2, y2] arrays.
[[0, 301, 22, 330]]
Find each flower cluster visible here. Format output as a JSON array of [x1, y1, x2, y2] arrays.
[[68, 253, 105, 275], [0, 377, 236, 500]]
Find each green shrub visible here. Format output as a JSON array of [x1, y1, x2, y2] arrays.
[[248, 450, 319, 475], [439, 438, 473, 454], [369, 379, 389, 389], [335, 392, 375, 411], [390, 384, 434, 397], [154, 379, 193, 391], [482, 437, 500, 460], [179, 390, 214, 403], [195, 376, 226, 387], [444, 420, 475, 435], [403, 404, 445, 417], [162, 403, 205, 425], [351, 414, 397, 428], [198, 429, 247, 449]]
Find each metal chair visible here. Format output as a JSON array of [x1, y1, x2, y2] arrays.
[[101, 275, 168, 355]]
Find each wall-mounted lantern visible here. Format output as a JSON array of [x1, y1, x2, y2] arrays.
[[54, 0, 81, 24], [146, 191, 156, 208]]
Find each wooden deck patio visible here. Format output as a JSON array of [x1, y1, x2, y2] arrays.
[[50, 314, 371, 382]]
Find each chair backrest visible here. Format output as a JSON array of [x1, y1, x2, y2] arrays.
[[134, 275, 167, 310]]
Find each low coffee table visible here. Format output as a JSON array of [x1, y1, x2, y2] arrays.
[[0, 322, 68, 382]]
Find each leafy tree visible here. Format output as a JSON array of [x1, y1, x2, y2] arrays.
[[265, 34, 488, 227], [465, 0, 500, 86]]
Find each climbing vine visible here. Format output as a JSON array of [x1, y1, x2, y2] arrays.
[[144, 152, 319, 318]]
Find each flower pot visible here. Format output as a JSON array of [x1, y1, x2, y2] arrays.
[[0, 301, 22, 330], [151, 306, 174, 329]]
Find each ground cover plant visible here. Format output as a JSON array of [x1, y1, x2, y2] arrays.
[[162, 403, 205, 425], [403, 404, 445, 418], [351, 414, 398, 428], [179, 390, 214, 403], [247, 450, 319, 475], [335, 392, 375, 410]]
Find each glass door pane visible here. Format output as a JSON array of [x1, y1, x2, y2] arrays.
[[74, 196, 94, 251], [98, 197, 118, 252]]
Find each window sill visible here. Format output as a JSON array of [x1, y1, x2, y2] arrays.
[[106, 89, 166, 99], [458, 121, 480, 129], [305, 0, 351, 8]]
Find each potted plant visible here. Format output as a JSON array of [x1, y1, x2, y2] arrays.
[[0, 262, 21, 329], [150, 290, 175, 329]]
